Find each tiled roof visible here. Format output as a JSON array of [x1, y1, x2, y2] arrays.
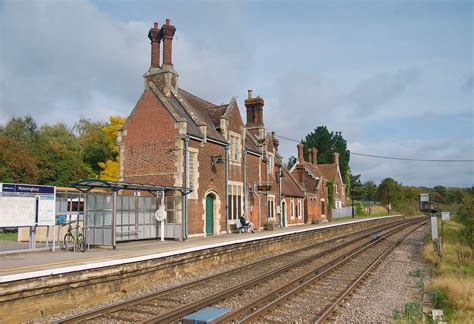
[[302, 161, 325, 178], [318, 163, 338, 180], [245, 134, 260, 154], [281, 167, 305, 198], [206, 104, 228, 127], [172, 88, 226, 142]]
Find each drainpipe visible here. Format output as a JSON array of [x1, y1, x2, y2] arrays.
[[243, 149, 247, 216], [225, 144, 229, 233], [183, 135, 189, 240], [279, 166, 283, 227], [254, 182, 261, 231]]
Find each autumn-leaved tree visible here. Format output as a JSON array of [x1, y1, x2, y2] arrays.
[[99, 116, 126, 181], [0, 136, 39, 183]]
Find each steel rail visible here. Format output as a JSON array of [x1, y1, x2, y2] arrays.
[[141, 219, 422, 323], [215, 218, 426, 323], [57, 218, 420, 323], [313, 222, 421, 323]]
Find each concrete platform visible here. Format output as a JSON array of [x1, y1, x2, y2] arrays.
[[0, 215, 408, 322], [0, 216, 399, 282]]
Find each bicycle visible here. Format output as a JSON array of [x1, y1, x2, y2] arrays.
[[62, 220, 87, 252]]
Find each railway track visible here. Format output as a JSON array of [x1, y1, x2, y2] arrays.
[[57, 218, 426, 323]]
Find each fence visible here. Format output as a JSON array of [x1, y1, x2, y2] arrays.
[[331, 206, 354, 219]]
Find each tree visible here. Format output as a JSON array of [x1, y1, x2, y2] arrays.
[[0, 136, 39, 183], [362, 181, 377, 214], [286, 155, 297, 169], [98, 116, 126, 181], [0, 116, 39, 149], [350, 173, 363, 217], [377, 177, 402, 213], [36, 124, 93, 186], [302, 126, 351, 188], [74, 119, 112, 174]]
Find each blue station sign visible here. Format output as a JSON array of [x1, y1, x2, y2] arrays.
[[0, 183, 55, 195]]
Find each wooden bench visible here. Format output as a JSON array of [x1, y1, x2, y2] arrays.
[[235, 219, 251, 233]]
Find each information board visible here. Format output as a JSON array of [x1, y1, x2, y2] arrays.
[[0, 183, 56, 227], [0, 196, 36, 227], [441, 212, 451, 221], [38, 195, 56, 225]]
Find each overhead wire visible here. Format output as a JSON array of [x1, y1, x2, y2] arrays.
[[274, 134, 474, 163]]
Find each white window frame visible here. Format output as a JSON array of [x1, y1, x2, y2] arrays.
[[229, 131, 242, 164], [267, 153, 274, 174], [290, 199, 295, 220], [297, 199, 303, 219], [228, 182, 243, 220], [267, 195, 275, 219], [187, 148, 199, 200]]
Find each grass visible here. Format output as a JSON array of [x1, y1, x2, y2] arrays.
[[423, 220, 474, 322], [0, 232, 17, 241]]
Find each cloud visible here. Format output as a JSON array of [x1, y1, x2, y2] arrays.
[[0, 0, 251, 125], [348, 67, 420, 114]]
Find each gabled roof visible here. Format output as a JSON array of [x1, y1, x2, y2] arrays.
[[206, 104, 228, 127], [318, 163, 340, 182], [245, 134, 261, 154], [302, 161, 325, 178], [281, 167, 305, 198]]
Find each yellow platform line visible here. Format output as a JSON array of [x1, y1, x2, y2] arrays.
[[0, 244, 175, 274]]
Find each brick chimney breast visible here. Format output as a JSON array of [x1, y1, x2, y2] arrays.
[[297, 143, 304, 163], [161, 19, 176, 66], [143, 18, 179, 96], [312, 148, 318, 165], [148, 22, 161, 68]]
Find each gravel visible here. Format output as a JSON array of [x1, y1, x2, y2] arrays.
[[332, 225, 427, 322]]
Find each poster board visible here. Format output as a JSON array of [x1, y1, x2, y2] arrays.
[[38, 195, 56, 225], [441, 212, 450, 221], [0, 196, 36, 227], [0, 183, 56, 227]]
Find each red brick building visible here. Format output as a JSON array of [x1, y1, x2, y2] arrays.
[[118, 19, 345, 237], [119, 20, 293, 237]]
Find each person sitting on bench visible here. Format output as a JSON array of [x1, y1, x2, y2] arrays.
[[239, 215, 255, 233]]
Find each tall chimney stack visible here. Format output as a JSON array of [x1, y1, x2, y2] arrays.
[[244, 89, 264, 127], [148, 22, 161, 68], [162, 19, 176, 66], [297, 143, 305, 163], [312, 148, 318, 165]]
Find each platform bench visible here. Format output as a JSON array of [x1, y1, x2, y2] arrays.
[[235, 219, 251, 234]]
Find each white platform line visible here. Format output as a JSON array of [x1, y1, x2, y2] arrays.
[[0, 216, 400, 283]]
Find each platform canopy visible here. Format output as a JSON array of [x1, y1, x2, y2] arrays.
[[71, 179, 192, 195]]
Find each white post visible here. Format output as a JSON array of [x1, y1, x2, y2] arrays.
[[160, 219, 165, 242], [431, 216, 438, 240], [52, 224, 56, 252]]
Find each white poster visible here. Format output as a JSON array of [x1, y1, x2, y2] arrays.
[[38, 195, 56, 225], [0, 196, 36, 227], [441, 212, 451, 221]]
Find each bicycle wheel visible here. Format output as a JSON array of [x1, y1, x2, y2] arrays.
[[76, 234, 87, 253], [63, 233, 74, 251]]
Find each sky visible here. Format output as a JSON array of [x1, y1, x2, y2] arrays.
[[0, 0, 473, 187]]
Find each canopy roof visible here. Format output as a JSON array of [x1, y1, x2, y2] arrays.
[[72, 179, 192, 195]]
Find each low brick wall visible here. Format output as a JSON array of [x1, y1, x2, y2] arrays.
[[0, 216, 403, 322]]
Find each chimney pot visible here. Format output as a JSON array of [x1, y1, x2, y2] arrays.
[[154, 22, 158, 29], [166, 18, 170, 25], [248, 89, 253, 99], [297, 143, 305, 163], [312, 148, 318, 165]]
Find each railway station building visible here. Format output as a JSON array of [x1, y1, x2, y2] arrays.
[[118, 19, 344, 237]]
